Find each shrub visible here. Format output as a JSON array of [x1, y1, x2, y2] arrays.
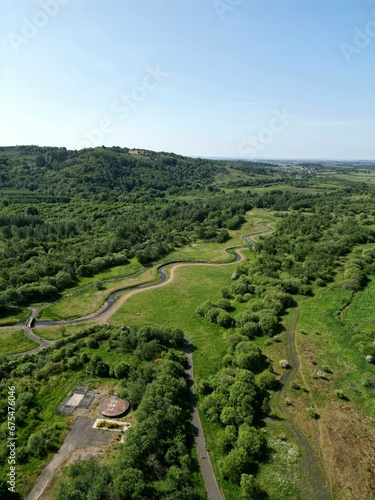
[[363, 374, 375, 388], [67, 356, 83, 370], [321, 365, 332, 373], [96, 281, 105, 291], [86, 355, 109, 377], [222, 287, 233, 299], [233, 282, 248, 296], [236, 425, 265, 461], [205, 307, 221, 324], [259, 313, 279, 337], [27, 427, 58, 458], [217, 311, 233, 328], [86, 336, 99, 349], [196, 300, 214, 317], [113, 362, 130, 379], [235, 342, 263, 372], [256, 371, 278, 391], [239, 322, 259, 338], [307, 406, 319, 419], [196, 379, 212, 395], [216, 299, 232, 311]]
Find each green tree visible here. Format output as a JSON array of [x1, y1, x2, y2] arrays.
[[240, 473, 258, 499], [220, 446, 249, 483]]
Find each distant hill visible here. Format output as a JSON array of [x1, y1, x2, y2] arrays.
[[0, 146, 223, 201]]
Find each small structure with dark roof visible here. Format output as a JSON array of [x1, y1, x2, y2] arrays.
[[99, 396, 130, 418]]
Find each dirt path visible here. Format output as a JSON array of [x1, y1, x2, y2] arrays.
[[277, 308, 331, 500]]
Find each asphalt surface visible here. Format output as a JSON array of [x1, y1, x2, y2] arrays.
[[26, 416, 111, 500], [184, 337, 222, 500]]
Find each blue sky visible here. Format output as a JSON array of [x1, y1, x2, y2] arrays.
[[0, 0, 374, 159]]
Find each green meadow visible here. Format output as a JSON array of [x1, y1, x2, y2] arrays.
[[0, 308, 30, 326], [38, 210, 272, 322], [343, 276, 375, 334], [110, 264, 237, 380], [38, 267, 159, 321], [297, 284, 375, 416], [62, 258, 143, 292], [0, 328, 38, 355]]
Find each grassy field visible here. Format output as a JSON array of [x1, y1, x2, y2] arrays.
[[325, 171, 375, 185], [33, 322, 94, 341], [38, 211, 273, 322], [107, 257, 315, 499], [0, 328, 38, 355], [0, 307, 30, 326], [298, 285, 375, 413], [252, 184, 325, 195], [62, 258, 143, 292], [214, 166, 260, 185], [295, 282, 375, 499], [38, 267, 158, 321], [343, 276, 375, 334], [159, 213, 271, 264], [110, 264, 236, 380]]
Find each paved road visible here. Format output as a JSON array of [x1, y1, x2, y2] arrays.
[[184, 337, 222, 500], [26, 417, 111, 500], [7, 309, 53, 357]]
